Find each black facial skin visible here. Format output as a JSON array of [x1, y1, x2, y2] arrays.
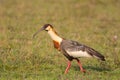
[[43, 24, 53, 30], [33, 24, 53, 38]]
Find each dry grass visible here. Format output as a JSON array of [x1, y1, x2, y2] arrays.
[[0, 0, 120, 80]]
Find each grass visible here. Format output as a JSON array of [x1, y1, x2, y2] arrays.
[[0, 0, 120, 80]]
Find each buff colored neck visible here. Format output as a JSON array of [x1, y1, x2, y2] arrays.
[[47, 30, 63, 44]]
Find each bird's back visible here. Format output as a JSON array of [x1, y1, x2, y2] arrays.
[[60, 40, 105, 61]]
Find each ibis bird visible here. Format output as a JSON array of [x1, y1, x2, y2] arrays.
[[33, 24, 105, 74]]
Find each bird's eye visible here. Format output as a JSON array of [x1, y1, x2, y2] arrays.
[[45, 30, 48, 31]]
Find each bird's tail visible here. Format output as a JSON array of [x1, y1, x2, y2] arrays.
[[86, 46, 105, 61], [91, 50, 105, 61], [96, 54, 105, 61]]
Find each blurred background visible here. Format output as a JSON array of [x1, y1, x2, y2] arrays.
[[0, 0, 120, 80]]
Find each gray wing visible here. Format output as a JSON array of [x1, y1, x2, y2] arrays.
[[61, 40, 105, 61]]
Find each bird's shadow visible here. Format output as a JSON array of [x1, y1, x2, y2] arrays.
[[73, 65, 111, 72]]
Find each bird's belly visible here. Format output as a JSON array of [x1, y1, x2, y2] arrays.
[[67, 50, 92, 58]]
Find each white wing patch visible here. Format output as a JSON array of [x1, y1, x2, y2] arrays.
[[66, 50, 92, 58]]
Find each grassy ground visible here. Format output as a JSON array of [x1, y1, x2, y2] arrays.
[[0, 0, 120, 80]]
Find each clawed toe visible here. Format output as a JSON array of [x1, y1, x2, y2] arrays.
[[81, 69, 86, 73]]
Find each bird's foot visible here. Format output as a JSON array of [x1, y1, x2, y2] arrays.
[[64, 71, 68, 74], [81, 69, 86, 73], [64, 61, 71, 74]]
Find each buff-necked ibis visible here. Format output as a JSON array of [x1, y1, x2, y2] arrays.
[[33, 24, 105, 74]]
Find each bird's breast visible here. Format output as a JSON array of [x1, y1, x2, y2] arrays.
[[53, 40, 61, 51]]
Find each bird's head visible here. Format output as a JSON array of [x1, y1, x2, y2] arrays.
[[33, 24, 53, 38], [42, 24, 53, 32]]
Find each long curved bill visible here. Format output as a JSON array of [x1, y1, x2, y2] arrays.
[[33, 27, 44, 38]]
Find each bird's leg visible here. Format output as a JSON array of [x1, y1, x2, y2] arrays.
[[76, 59, 86, 73], [64, 61, 71, 74]]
